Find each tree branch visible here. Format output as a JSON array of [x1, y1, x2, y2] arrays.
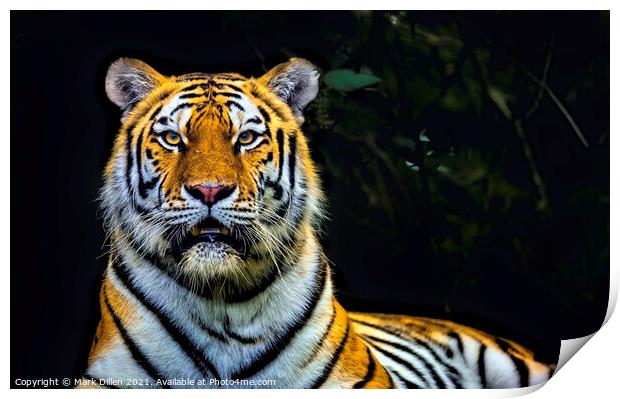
[[469, 43, 550, 212], [520, 67, 589, 148], [522, 34, 554, 120], [514, 119, 549, 212]]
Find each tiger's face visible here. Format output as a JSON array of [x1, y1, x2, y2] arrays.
[[101, 58, 324, 291]]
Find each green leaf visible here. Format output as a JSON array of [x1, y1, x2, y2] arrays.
[[441, 85, 469, 113], [487, 85, 512, 119], [405, 161, 420, 172], [323, 69, 382, 92], [429, 150, 488, 187], [487, 173, 526, 209], [392, 136, 417, 152]]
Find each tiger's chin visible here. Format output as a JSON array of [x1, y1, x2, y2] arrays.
[[169, 217, 251, 288], [176, 242, 247, 286]]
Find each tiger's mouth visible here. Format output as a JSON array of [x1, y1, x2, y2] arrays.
[[189, 218, 230, 238], [172, 217, 247, 259]]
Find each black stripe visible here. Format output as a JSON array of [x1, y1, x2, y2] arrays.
[[123, 103, 165, 211], [188, 80, 207, 90], [185, 114, 193, 134], [142, 178, 158, 191], [179, 92, 203, 100], [137, 106, 164, 198], [136, 126, 148, 198], [157, 172, 168, 205], [352, 347, 377, 388], [192, 106, 210, 127], [258, 106, 271, 123], [178, 73, 210, 81], [288, 134, 297, 193], [260, 152, 274, 165], [387, 370, 396, 388], [177, 78, 209, 84], [210, 81, 228, 90], [179, 83, 209, 93], [171, 102, 192, 115], [304, 301, 337, 366], [247, 138, 270, 152], [102, 285, 170, 387], [148, 104, 163, 124], [223, 315, 262, 344], [265, 182, 283, 201], [413, 338, 462, 388], [352, 319, 461, 387], [216, 74, 247, 82], [246, 116, 262, 125], [225, 100, 245, 112], [310, 321, 351, 388], [251, 89, 287, 121], [230, 262, 326, 380], [123, 97, 164, 200], [221, 84, 244, 93], [477, 344, 487, 388], [365, 335, 446, 388], [389, 368, 421, 389], [273, 200, 289, 219], [496, 338, 530, 387], [448, 332, 465, 355], [124, 123, 137, 200], [217, 91, 242, 99], [157, 90, 174, 102], [511, 355, 530, 387], [134, 202, 149, 215], [362, 337, 431, 387], [224, 264, 282, 303], [191, 315, 229, 343], [275, 129, 284, 183], [495, 337, 515, 352], [226, 109, 234, 134], [224, 329, 261, 345], [111, 262, 222, 379], [155, 116, 170, 126]]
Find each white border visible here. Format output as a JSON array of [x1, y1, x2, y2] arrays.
[[4, 4, 616, 398]]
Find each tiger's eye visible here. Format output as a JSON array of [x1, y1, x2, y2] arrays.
[[163, 132, 182, 146], [238, 131, 255, 145]]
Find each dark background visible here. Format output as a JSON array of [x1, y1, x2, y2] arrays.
[[11, 11, 609, 386]]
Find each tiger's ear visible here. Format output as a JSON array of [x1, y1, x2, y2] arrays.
[[105, 58, 166, 113], [258, 58, 320, 123]]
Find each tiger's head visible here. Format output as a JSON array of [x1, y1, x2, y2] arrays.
[[101, 58, 324, 293]]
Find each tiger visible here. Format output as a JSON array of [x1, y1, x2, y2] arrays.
[[79, 57, 556, 389]]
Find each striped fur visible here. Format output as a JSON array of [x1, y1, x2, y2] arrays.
[[81, 58, 555, 389]]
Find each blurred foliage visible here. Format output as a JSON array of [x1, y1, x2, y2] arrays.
[[290, 11, 609, 339]]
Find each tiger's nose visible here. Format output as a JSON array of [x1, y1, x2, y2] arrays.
[[187, 183, 235, 206]]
